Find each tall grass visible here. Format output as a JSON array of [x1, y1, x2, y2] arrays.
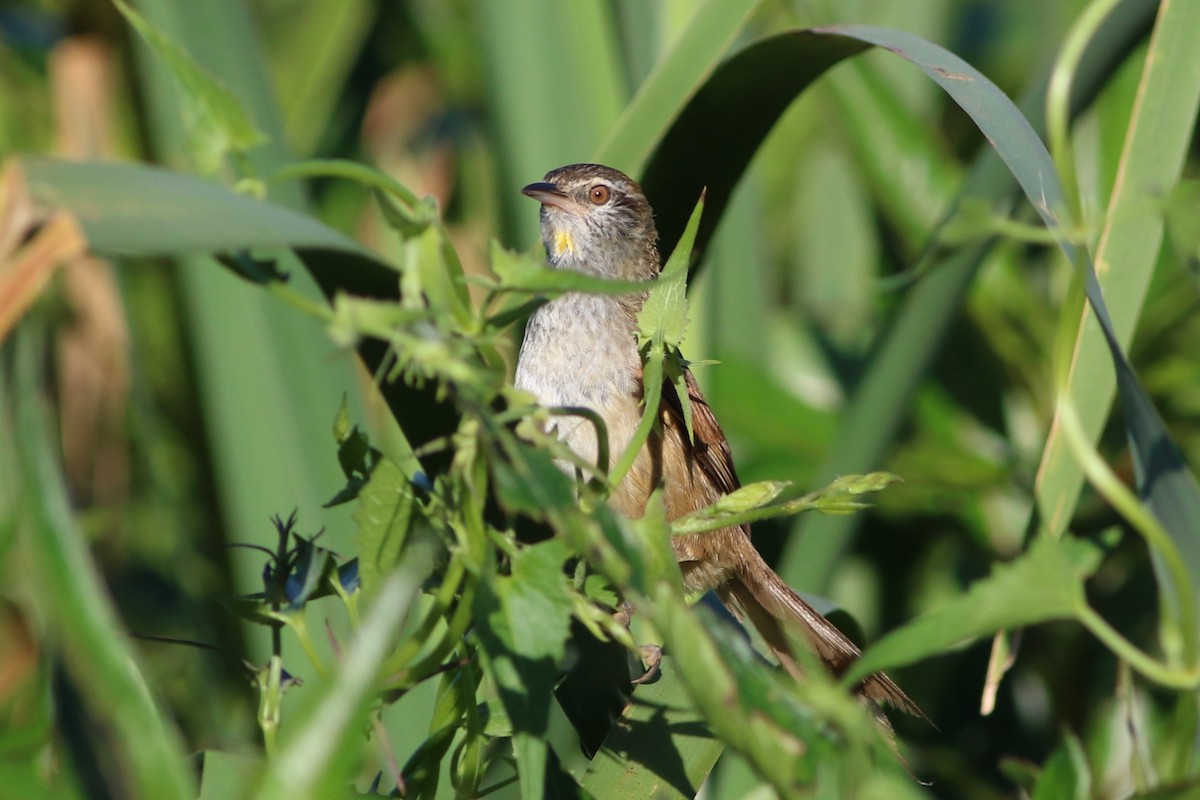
[[2, 0, 1199, 798]]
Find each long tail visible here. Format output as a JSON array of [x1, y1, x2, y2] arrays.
[[722, 553, 922, 716]]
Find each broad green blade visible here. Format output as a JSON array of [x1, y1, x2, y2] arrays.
[[18, 158, 392, 295], [11, 335, 194, 800], [845, 534, 1103, 683], [835, 19, 1200, 606], [640, 32, 872, 262], [126, 0, 367, 605], [577, 643, 723, 800], [475, 0, 625, 247], [15, 157, 460, 483], [595, 0, 760, 175], [634, 3, 1157, 595], [1032, 0, 1200, 611]]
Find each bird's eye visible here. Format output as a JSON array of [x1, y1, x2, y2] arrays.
[[588, 184, 611, 205]]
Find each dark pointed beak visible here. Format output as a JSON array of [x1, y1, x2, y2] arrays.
[[521, 182, 575, 212]]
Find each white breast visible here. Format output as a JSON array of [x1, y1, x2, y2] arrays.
[[514, 293, 642, 468]]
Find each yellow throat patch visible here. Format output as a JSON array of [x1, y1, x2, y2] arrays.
[[552, 229, 575, 258]]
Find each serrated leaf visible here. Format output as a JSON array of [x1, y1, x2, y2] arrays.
[[113, 0, 266, 173], [470, 542, 575, 800], [811, 472, 902, 513], [352, 457, 415, 595], [637, 194, 704, 348], [665, 353, 695, 444], [846, 534, 1106, 683], [710, 481, 791, 514], [1032, 731, 1091, 800], [492, 437, 577, 519], [503, 540, 575, 663]]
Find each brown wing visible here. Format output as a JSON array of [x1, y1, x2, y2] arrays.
[[658, 364, 924, 716], [656, 365, 752, 581], [660, 366, 742, 503]]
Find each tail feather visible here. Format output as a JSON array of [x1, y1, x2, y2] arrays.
[[725, 565, 922, 717]]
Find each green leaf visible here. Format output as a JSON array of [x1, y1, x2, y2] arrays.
[[627, 7, 1158, 596], [637, 194, 704, 349], [198, 751, 260, 800], [113, 0, 266, 173], [504, 540, 576, 664], [254, 554, 433, 799], [1032, 731, 1090, 800], [12, 340, 194, 800], [699, 480, 791, 516], [353, 457, 415, 596], [846, 534, 1106, 684], [1163, 180, 1200, 282], [16, 157, 461, 482], [643, 588, 895, 795], [820, 24, 1200, 626], [670, 473, 894, 536], [1027, 0, 1200, 635], [810, 472, 903, 514], [471, 540, 577, 800], [325, 404, 381, 507], [17, 158, 395, 299], [576, 608, 724, 799], [406, 225, 474, 331], [628, 490, 683, 593], [595, 0, 760, 174], [490, 242, 651, 297], [492, 437, 578, 520]]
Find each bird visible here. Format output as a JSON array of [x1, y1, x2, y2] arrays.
[[513, 163, 919, 715]]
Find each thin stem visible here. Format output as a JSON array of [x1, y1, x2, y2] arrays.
[[609, 343, 665, 488], [1076, 605, 1200, 690], [269, 158, 422, 207], [548, 406, 611, 477], [671, 493, 824, 536], [259, 654, 284, 759], [279, 613, 330, 681], [267, 280, 334, 322], [1047, 0, 1122, 225], [1058, 395, 1200, 666]]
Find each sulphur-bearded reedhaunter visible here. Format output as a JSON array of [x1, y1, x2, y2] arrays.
[[514, 163, 921, 716]]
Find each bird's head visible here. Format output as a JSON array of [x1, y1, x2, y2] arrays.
[[522, 163, 660, 281]]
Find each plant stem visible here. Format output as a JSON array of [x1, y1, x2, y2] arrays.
[[1076, 604, 1200, 689]]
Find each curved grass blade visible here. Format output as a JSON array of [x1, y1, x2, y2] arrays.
[[10, 334, 195, 800], [635, 1, 1160, 594], [594, 0, 760, 176], [14, 157, 461, 477], [639, 32, 872, 262], [1033, 0, 1200, 619], [821, 21, 1200, 614], [18, 158, 394, 297]]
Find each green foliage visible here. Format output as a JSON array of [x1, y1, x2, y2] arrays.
[[4, 0, 1200, 799], [113, 0, 267, 174]]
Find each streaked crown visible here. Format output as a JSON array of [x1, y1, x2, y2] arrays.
[[522, 163, 660, 281]]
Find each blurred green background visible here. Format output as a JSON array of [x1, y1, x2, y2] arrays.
[[3, 0, 1199, 797]]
